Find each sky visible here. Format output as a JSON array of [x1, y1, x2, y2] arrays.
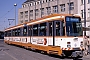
[[0, 0, 26, 31]]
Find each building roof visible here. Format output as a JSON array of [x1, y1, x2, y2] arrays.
[[24, 0, 40, 3], [24, 0, 35, 3]]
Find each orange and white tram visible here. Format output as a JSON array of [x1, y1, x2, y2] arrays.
[[4, 14, 84, 59]]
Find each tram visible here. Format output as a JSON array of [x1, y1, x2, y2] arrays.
[[4, 14, 83, 59]]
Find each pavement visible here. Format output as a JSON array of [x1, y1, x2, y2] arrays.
[[83, 54, 90, 60], [0, 39, 4, 41]]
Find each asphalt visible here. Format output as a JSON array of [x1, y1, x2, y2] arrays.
[[0, 40, 90, 60]]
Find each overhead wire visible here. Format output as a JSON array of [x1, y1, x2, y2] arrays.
[[0, 0, 24, 29], [0, 7, 14, 19], [0, 0, 23, 20]]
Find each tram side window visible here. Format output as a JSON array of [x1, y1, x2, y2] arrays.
[[17, 28, 21, 36], [5, 31, 7, 37], [8, 30, 11, 36], [13, 30, 14, 36], [33, 24, 38, 36], [55, 21, 65, 36], [23, 27, 27, 36], [60, 21, 65, 36], [6, 31, 9, 36], [12, 29, 15, 36], [49, 22, 52, 36], [39, 23, 46, 36], [28, 26, 32, 36], [15, 29, 18, 36], [56, 21, 60, 36]]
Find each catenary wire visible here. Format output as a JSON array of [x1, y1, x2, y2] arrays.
[[0, 0, 24, 29]]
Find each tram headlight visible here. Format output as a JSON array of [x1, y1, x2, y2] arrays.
[[67, 42, 71, 48], [80, 41, 83, 47]]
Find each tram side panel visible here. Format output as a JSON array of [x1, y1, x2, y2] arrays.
[[30, 37, 62, 55]]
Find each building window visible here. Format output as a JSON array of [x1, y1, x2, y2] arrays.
[[37, 1, 40, 4], [20, 12, 23, 18], [53, 5, 58, 13], [30, 10, 33, 16], [51, 0, 54, 1], [41, 8, 44, 15], [88, 8, 90, 17], [30, 3, 32, 6], [60, 4, 65, 12], [88, 0, 90, 3], [81, 0, 84, 5], [46, 0, 48, 2], [24, 5, 26, 7], [81, 10, 84, 18], [30, 19, 33, 21], [41, 0, 44, 3], [46, 7, 51, 15], [22, 4, 26, 8], [69, 2, 74, 10], [25, 11, 28, 18], [20, 20, 23, 23], [25, 20, 28, 22], [34, 2, 36, 5], [35, 9, 39, 16]]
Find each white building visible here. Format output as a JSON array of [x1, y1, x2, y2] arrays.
[[18, 0, 90, 36]]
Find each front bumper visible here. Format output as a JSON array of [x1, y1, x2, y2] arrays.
[[71, 51, 83, 57]]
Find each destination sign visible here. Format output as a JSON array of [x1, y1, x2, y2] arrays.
[[66, 17, 80, 22]]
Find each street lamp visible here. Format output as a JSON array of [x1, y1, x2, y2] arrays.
[[84, 0, 86, 36], [14, 3, 17, 25]]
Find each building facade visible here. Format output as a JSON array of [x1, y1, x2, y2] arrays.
[[80, 0, 90, 36], [18, 0, 90, 36]]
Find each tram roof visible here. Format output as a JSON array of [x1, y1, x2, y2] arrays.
[[5, 14, 80, 31]]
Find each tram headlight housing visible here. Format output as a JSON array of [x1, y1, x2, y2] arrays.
[[67, 42, 71, 48]]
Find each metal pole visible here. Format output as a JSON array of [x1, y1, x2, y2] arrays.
[[15, 6, 16, 25], [69, 0, 70, 14], [29, 0, 30, 21], [14, 3, 17, 25], [84, 0, 86, 36], [52, 21, 55, 46]]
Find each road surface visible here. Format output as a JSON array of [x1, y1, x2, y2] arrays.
[[0, 40, 90, 60]]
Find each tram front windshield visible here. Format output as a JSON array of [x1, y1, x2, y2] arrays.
[[66, 16, 83, 36]]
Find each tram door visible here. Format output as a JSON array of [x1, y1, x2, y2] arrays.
[[48, 21, 64, 46]]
